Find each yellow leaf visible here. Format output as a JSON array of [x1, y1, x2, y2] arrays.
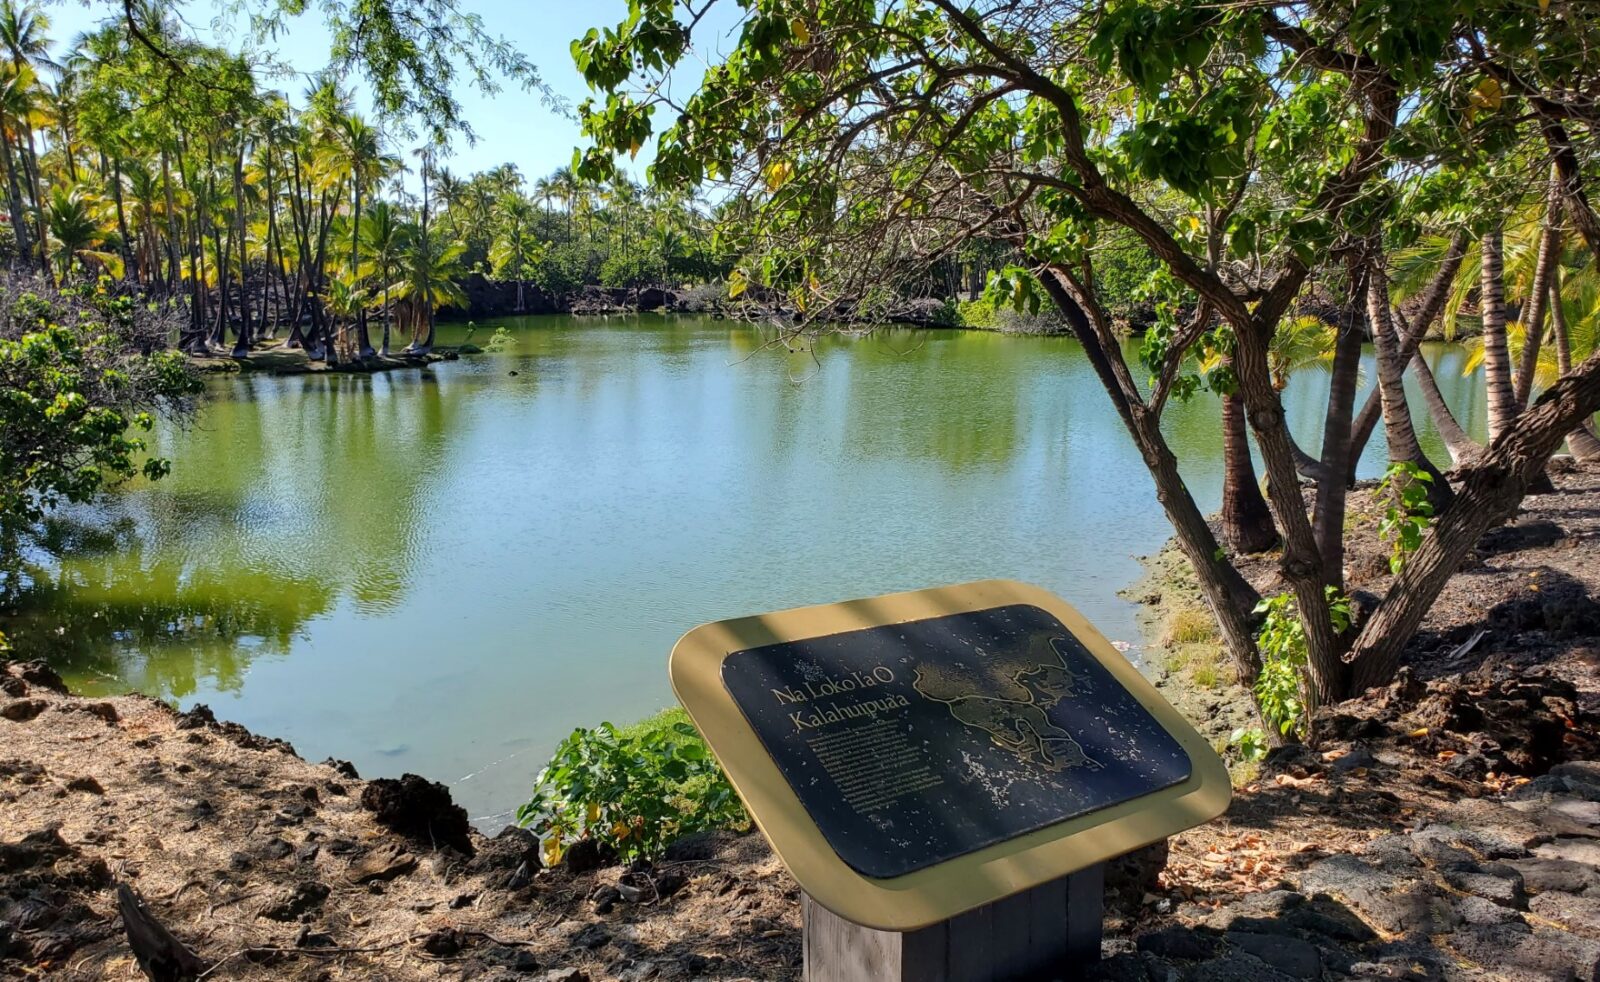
[[586, 802, 601, 824], [763, 159, 794, 192], [542, 836, 564, 867], [1469, 77, 1504, 113], [611, 821, 632, 840], [728, 269, 748, 299], [791, 18, 810, 43], [1540, 0, 1550, 12], [629, 139, 642, 160], [1407, 727, 1429, 739]]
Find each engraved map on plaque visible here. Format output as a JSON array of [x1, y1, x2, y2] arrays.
[[720, 603, 1193, 879]]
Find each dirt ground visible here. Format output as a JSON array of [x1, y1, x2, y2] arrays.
[[0, 677, 799, 980], [1127, 460, 1600, 926], [3, 464, 1600, 981]]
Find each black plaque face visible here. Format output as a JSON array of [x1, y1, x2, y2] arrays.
[[720, 603, 1193, 880]]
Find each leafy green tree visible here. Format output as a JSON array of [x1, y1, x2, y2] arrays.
[[572, 0, 1600, 721], [0, 276, 200, 534]]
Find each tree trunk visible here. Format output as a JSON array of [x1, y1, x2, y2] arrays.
[[1347, 345, 1600, 692], [1481, 229, 1519, 442], [1366, 266, 1453, 507], [0, 131, 31, 265], [1314, 307, 1365, 587], [1550, 269, 1600, 460], [1348, 234, 1470, 476], [1515, 174, 1563, 409], [1220, 381, 1279, 554], [20, 121, 48, 280], [1408, 343, 1478, 466], [380, 284, 392, 357], [111, 157, 134, 281], [231, 144, 251, 359], [161, 149, 181, 296], [351, 176, 375, 359], [1035, 267, 1264, 685]]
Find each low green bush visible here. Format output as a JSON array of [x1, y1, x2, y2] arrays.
[[517, 708, 748, 864]]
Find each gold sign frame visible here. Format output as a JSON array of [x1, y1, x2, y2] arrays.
[[668, 579, 1231, 931]]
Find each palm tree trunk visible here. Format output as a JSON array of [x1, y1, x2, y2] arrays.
[[351, 176, 375, 359], [1220, 376, 1279, 554], [1481, 229, 1519, 442], [1515, 174, 1563, 408], [160, 149, 181, 296], [1314, 308, 1365, 586], [380, 284, 391, 357], [1366, 265, 1453, 507], [1348, 234, 1470, 475], [110, 157, 134, 281], [1408, 342, 1478, 466], [0, 129, 30, 264], [231, 144, 251, 358], [1551, 268, 1600, 460], [20, 122, 48, 281]]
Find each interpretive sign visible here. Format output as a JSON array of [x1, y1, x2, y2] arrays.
[[670, 580, 1229, 934]]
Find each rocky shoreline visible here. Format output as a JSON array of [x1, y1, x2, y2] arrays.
[[189, 343, 481, 377], [4, 466, 1600, 981]]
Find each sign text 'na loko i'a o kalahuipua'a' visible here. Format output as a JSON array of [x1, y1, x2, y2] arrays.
[[670, 580, 1230, 982]]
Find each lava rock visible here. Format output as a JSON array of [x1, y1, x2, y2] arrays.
[[468, 826, 541, 882], [1226, 932, 1322, 979], [571, 923, 610, 950], [359, 774, 474, 855], [1136, 926, 1221, 961], [420, 927, 465, 956], [322, 758, 360, 779], [346, 841, 418, 884], [174, 704, 217, 730], [12, 662, 66, 694], [1, 700, 47, 723], [484, 945, 541, 972], [68, 702, 119, 724], [259, 880, 330, 921], [562, 838, 612, 874]]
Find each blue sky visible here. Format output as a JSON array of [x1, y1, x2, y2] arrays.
[[45, 0, 739, 186]]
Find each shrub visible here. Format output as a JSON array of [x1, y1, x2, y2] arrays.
[[1253, 588, 1352, 738], [955, 292, 1066, 334], [516, 709, 748, 865]]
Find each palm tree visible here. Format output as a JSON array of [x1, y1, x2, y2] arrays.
[[550, 165, 578, 242], [488, 193, 540, 311], [322, 272, 368, 360], [357, 200, 407, 356], [0, 1, 53, 276], [331, 112, 394, 359], [44, 184, 120, 280], [394, 223, 467, 355]]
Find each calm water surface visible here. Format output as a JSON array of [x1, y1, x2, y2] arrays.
[[8, 316, 1484, 826]]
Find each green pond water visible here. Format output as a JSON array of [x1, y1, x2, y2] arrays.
[[6, 315, 1484, 827]]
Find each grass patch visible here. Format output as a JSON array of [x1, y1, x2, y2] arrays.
[[1187, 645, 1222, 688], [1164, 642, 1222, 689], [617, 706, 694, 741], [1162, 606, 1219, 646], [1228, 759, 1262, 788]]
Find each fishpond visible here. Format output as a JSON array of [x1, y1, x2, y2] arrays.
[[7, 315, 1485, 826]]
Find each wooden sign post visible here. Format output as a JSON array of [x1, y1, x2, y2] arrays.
[[670, 581, 1230, 982]]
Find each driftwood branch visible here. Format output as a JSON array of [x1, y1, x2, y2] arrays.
[[117, 882, 208, 982]]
